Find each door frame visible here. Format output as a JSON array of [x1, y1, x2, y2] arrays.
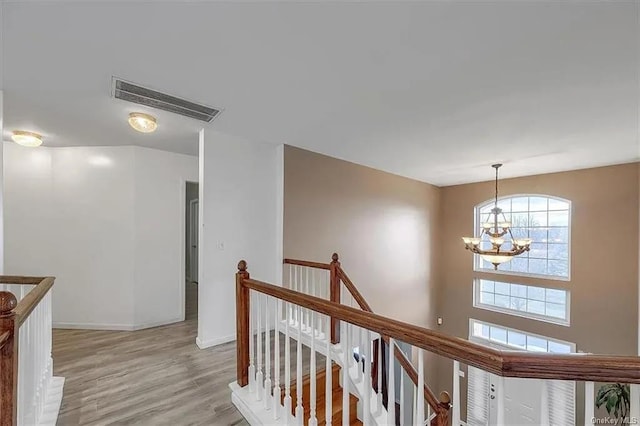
[[188, 198, 199, 283], [181, 179, 199, 322]]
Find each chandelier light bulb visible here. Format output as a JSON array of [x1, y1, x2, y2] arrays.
[[128, 112, 157, 133], [11, 130, 43, 147], [461, 164, 532, 269]]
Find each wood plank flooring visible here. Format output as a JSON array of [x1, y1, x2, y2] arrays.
[[53, 319, 248, 426]]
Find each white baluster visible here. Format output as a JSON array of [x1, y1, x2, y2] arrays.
[[305, 268, 310, 330], [631, 384, 640, 423], [284, 301, 292, 425], [363, 328, 371, 426], [584, 381, 595, 426], [325, 314, 333, 426], [264, 296, 272, 410], [400, 370, 405, 426], [249, 292, 255, 393], [273, 299, 281, 419], [540, 380, 550, 426], [377, 337, 383, 414], [342, 321, 351, 426], [355, 325, 363, 383], [315, 270, 322, 337], [256, 294, 263, 401], [296, 305, 304, 424], [452, 360, 461, 426], [388, 339, 397, 426], [416, 349, 425, 426], [413, 384, 418, 426], [309, 310, 318, 426], [496, 376, 505, 426]]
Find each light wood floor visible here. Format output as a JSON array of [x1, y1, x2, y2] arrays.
[[53, 319, 248, 426]]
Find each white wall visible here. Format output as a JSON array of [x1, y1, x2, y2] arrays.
[[3, 143, 197, 330], [133, 147, 198, 327], [197, 129, 281, 348]]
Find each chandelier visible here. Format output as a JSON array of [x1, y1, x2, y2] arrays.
[[462, 164, 532, 269]]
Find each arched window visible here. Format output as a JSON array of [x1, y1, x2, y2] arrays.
[[474, 195, 571, 280]]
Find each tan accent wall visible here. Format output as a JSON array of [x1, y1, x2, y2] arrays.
[[284, 145, 441, 329]]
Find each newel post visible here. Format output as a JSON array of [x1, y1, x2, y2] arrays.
[[236, 260, 250, 387], [0, 291, 18, 426], [329, 253, 341, 344], [432, 391, 451, 426]]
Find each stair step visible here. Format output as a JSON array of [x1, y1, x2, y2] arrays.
[[281, 363, 360, 425]]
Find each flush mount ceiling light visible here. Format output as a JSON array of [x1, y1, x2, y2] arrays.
[[11, 130, 43, 147], [462, 164, 532, 269], [128, 112, 157, 133]]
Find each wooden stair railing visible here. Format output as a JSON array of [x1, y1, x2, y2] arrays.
[[0, 276, 55, 426], [285, 254, 450, 425], [282, 363, 360, 425]]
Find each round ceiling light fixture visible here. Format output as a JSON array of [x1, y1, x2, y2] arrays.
[[11, 130, 44, 147], [128, 112, 157, 133]]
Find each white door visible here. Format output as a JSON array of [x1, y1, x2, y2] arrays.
[[467, 338, 575, 425], [189, 199, 199, 283]]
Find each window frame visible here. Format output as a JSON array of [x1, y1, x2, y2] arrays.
[[468, 318, 576, 353], [472, 278, 571, 326], [473, 194, 572, 281]]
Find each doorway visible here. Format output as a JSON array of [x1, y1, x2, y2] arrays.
[[185, 181, 199, 321]]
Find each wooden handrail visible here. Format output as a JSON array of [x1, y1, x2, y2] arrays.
[[0, 276, 48, 285], [283, 258, 331, 270], [339, 265, 444, 415], [13, 277, 55, 327], [0, 276, 55, 426], [239, 275, 640, 383]]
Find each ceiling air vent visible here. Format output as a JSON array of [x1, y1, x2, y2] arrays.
[[112, 78, 222, 123]]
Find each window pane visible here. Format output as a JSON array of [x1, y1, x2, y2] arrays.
[[548, 243, 568, 259], [529, 258, 547, 275], [546, 303, 566, 319], [507, 330, 526, 349], [548, 341, 571, 354], [511, 197, 529, 212], [511, 257, 528, 272], [530, 242, 548, 258], [548, 198, 569, 211], [529, 197, 548, 211], [511, 284, 527, 298], [490, 326, 507, 344], [527, 299, 546, 315], [548, 228, 569, 244], [510, 297, 527, 312], [497, 198, 511, 212], [479, 292, 494, 305], [494, 294, 509, 308], [510, 227, 528, 239], [495, 282, 510, 295], [529, 212, 547, 227], [529, 228, 547, 242], [527, 336, 548, 352], [545, 288, 566, 304], [511, 212, 528, 228], [527, 286, 545, 301], [549, 211, 569, 227], [480, 280, 494, 293], [548, 260, 568, 277]]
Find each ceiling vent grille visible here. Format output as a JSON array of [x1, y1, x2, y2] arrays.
[[112, 78, 222, 123]]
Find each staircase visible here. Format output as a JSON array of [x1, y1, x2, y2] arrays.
[[284, 363, 361, 425]]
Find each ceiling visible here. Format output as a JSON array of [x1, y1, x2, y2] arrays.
[[1, 1, 638, 186]]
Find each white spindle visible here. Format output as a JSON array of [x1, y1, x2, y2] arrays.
[[309, 310, 318, 426], [356, 325, 363, 383], [273, 299, 281, 418], [363, 328, 371, 426], [584, 381, 595, 426], [284, 301, 292, 425], [325, 314, 332, 426], [631, 384, 640, 421], [376, 337, 382, 414], [305, 268, 310, 330], [296, 305, 303, 423], [540, 380, 550, 426], [342, 321, 351, 426], [264, 297, 272, 410], [256, 294, 263, 401], [496, 376, 505, 426], [388, 339, 396, 426], [452, 361, 461, 426], [416, 349, 425, 426], [249, 292, 256, 393], [400, 370, 405, 426]]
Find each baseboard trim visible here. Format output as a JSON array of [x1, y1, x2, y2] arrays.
[[53, 317, 183, 331], [196, 334, 235, 349], [38, 376, 65, 426]]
